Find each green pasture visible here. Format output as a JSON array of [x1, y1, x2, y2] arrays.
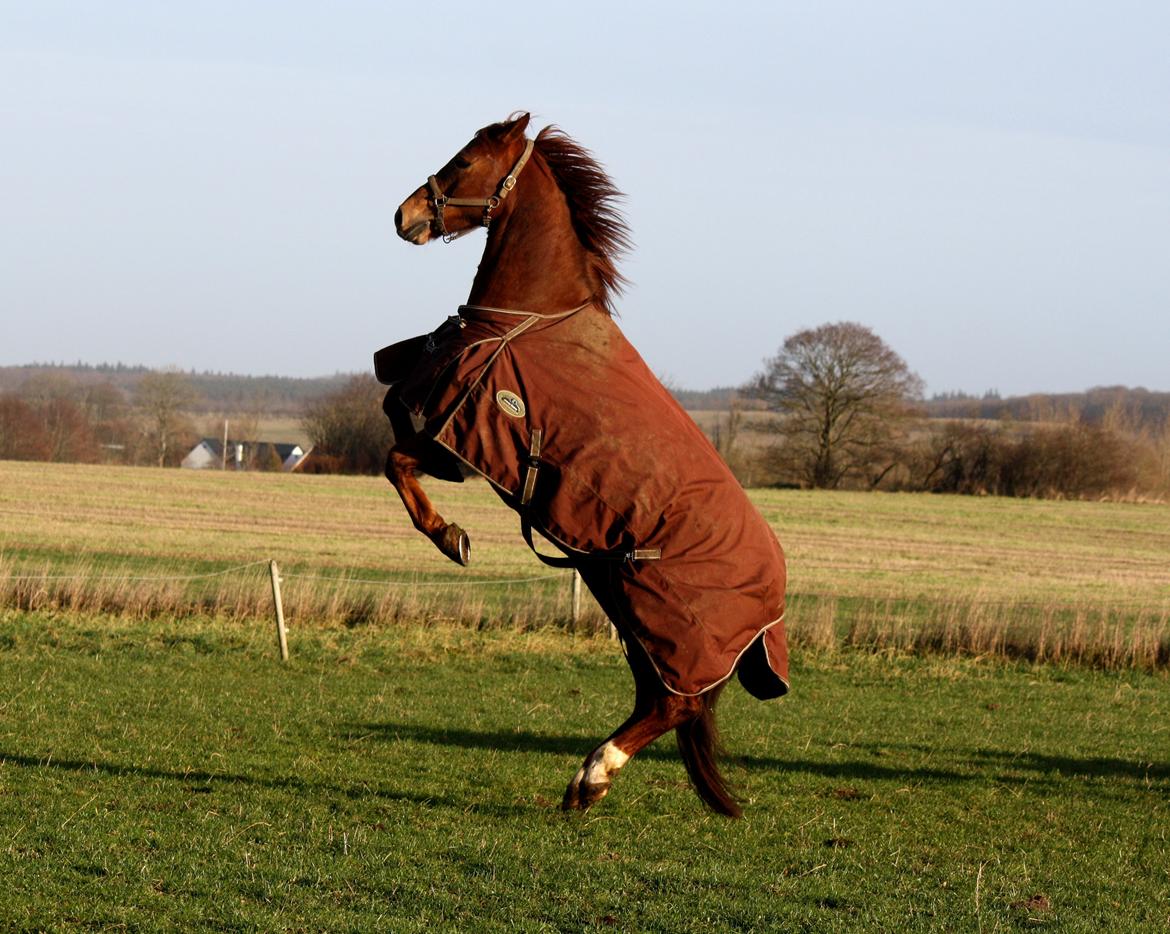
[[1, 615, 1167, 930]]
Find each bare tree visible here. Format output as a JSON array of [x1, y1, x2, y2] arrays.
[[80, 383, 135, 464], [301, 374, 393, 474], [136, 371, 197, 467], [0, 396, 51, 461], [17, 374, 97, 462], [746, 322, 923, 489]]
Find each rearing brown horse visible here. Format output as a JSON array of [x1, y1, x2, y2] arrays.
[[379, 113, 788, 817]]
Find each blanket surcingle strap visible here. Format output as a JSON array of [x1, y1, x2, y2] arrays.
[[518, 427, 662, 568], [376, 300, 789, 699]]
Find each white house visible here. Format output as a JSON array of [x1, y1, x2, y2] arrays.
[[181, 438, 310, 471]]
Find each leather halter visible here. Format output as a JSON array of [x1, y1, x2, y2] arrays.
[[426, 138, 535, 243]]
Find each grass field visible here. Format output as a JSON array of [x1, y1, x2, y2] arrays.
[[252, 416, 312, 449], [192, 416, 312, 449], [2, 461, 1168, 667], [1, 615, 1167, 930], [1, 461, 1169, 927]]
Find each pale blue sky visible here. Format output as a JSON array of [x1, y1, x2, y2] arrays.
[[2, 2, 1167, 395]]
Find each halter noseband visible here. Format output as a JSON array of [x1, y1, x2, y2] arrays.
[[426, 138, 535, 243]]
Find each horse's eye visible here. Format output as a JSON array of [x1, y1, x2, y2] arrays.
[[453, 155, 471, 169]]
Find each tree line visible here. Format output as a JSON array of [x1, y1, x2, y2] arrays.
[[0, 371, 279, 468], [6, 330, 1169, 499], [0, 363, 348, 417]]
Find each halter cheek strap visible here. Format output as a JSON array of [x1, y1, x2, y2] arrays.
[[427, 138, 536, 243]]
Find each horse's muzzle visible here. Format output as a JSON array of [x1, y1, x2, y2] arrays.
[[395, 194, 433, 244]]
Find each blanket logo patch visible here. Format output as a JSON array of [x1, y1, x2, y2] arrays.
[[495, 389, 526, 418]]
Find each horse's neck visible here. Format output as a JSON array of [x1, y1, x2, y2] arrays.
[[466, 165, 594, 311]]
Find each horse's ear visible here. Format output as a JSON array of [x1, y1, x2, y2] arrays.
[[493, 112, 530, 141]]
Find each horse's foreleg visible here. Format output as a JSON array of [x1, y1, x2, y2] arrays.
[[384, 441, 470, 566]]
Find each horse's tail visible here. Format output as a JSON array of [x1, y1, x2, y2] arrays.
[[676, 683, 742, 818]]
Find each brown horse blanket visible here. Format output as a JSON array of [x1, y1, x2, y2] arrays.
[[375, 303, 788, 698]]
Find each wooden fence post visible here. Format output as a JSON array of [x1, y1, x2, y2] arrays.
[[269, 560, 289, 662], [571, 570, 582, 627]]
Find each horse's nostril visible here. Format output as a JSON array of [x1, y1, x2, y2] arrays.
[[394, 207, 403, 230]]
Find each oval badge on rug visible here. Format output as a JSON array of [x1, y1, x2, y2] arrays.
[[495, 389, 526, 418]]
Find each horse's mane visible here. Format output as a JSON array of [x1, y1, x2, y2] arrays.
[[533, 126, 631, 315]]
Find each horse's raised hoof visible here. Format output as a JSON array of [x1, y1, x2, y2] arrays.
[[435, 524, 470, 566]]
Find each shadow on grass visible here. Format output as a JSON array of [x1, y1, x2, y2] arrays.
[[825, 741, 1170, 785], [971, 748, 1170, 783], [347, 722, 608, 758], [0, 750, 531, 816], [351, 723, 1170, 792]]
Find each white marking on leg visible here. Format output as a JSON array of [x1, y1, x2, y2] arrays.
[[584, 741, 630, 787]]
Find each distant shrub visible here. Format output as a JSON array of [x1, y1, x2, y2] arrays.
[[904, 419, 1159, 499], [301, 375, 392, 475]]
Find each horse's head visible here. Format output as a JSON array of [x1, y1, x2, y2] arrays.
[[395, 113, 532, 246]]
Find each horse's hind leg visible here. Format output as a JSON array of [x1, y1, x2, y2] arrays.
[[562, 679, 702, 812], [563, 628, 742, 816], [384, 440, 470, 566]]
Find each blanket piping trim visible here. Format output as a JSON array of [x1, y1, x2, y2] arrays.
[[458, 299, 593, 319], [612, 604, 790, 698]]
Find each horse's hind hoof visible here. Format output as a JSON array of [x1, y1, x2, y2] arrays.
[[562, 777, 611, 811], [437, 524, 470, 566]]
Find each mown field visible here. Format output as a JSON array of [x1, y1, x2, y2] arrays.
[[1, 461, 1169, 928], [2, 461, 1168, 665]]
